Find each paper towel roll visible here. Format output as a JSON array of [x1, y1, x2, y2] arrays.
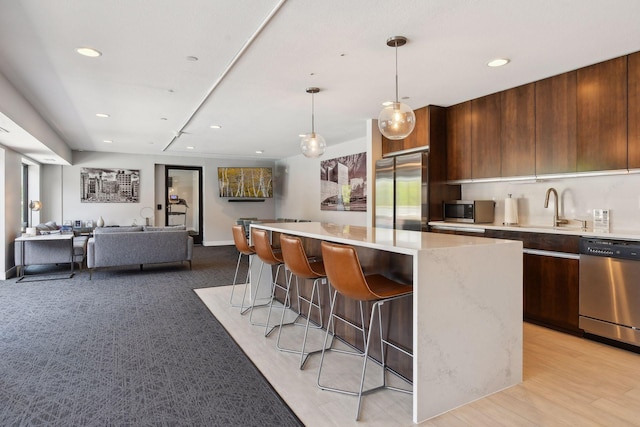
[[504, 197, 518, 225]]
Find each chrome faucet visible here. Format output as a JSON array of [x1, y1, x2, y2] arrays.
[[544, 188, 568, 227]]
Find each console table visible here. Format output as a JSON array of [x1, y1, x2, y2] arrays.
[[15, 233, 75, 281], [251, 222, 523, 423]]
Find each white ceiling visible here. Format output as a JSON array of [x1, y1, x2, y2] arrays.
[[2, 0, 640, 163]]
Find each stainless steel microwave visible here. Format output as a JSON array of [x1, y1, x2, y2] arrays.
[[443, 200, 495, 223]]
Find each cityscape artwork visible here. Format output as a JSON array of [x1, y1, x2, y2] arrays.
[[81, 168, 140, 203], [320, 152, 367, 211]]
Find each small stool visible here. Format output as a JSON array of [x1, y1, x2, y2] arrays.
[[278, 234, 329, 369], [230, 225, 255, 309], [249, 228, 289, 336], [318, 240, 413, 421]]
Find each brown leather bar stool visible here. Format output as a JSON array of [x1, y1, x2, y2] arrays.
[[278, 234, 330, 369], [230, 224, 255, 309], [249, 228, 289, 336], [318, 240, 413, 421]]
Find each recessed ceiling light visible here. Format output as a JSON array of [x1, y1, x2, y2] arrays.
[[103, 140, 113, 143], [210, 125, 222, 129], [96, 113, 110, 118], [76, 47, 102, 57], [381, 101, 393, 107], [298, 133, 306, 138], [186, 146, 194, 150], [487, 58, 510, 67], [44, 158, 56, 162], [160, 117, 168, 121], [255, 150, 264, 154], [186, 56, 199, 62]]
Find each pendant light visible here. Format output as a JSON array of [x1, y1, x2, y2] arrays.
[[378, 36, 415, 140], [300, 87, 326, 158]]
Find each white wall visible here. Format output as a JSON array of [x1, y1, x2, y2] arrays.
[[462, 172, 640, 233], [275, 137, 368, 226], [41, 151, 277, 246], [0, 71, 72, 164], [1, 146, 28, 279]]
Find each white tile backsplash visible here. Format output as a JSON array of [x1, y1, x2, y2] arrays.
[[461, 172, 640, 233]]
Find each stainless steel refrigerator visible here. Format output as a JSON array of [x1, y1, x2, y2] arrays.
[[375, 151, 428, 231]]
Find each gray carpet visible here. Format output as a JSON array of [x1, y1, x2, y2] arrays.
[[0, 245, 303, 426]]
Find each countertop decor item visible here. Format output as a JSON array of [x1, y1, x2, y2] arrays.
[[504, 194, 518, 225], [300, 87, 326, 158], [378, 36, 415, 140], [140, 207, 153, 226]]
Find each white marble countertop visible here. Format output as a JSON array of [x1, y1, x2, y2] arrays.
[[428, 221, 640, 241], [252, 221, 517, 255]]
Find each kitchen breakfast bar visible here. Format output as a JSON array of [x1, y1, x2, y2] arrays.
[[250, 221, 523, 423]]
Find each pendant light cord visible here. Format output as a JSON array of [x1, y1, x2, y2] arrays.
[[394, 41, 399, 103], [311, 92, 315, 134]]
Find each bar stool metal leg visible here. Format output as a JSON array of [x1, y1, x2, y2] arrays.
[[230, 224, 256, 310], [262, 264, 296, 336], [247, 261, 286, 328], [230, 251, 251, 307], [355, 296, 413, 420], [239, 258, 263, 315], [275, 274, 329, 369]]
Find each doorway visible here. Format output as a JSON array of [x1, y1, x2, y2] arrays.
[[165, 166, 203, 244]]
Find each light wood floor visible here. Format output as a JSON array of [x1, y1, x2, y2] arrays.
[[196, 285, 640, 427]]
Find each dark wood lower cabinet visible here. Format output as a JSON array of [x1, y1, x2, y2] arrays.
[[486, 230, 581, 335], [523, 253, 580, 335]]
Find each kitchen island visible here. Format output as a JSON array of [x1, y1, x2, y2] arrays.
[[250, 222, 523, 423]]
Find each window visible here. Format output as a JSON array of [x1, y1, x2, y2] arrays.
[[21, 163, 28, 230]]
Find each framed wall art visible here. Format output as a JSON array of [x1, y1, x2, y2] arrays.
[[81, 168, 140, 203], [218, 167, 273, 199], [320, 152, 367, 211]]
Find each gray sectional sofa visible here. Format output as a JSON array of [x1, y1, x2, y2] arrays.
[[86, 226, 193, 279]]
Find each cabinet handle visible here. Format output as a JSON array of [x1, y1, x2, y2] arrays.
[[523, 248, 580, 260]]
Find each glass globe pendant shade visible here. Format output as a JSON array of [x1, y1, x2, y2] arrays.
[[378, 101, 416, 140], [300, 132, 326, 158]]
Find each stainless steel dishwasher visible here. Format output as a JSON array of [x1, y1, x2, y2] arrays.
[[579, 237, 640, 346]]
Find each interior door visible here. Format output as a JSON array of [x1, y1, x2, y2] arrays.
[[165, 166, 203, 244]]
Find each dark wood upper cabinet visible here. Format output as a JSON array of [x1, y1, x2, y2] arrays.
[[501, 83, 535, 177], [381, 136, 404, 155], [577, 56, 628, 171], [535, 71, 578, 174], [446, 101, 472, 181], [471, 93, 501, 179], [629, 52, 640, 169], [404, 106, 428, 150]]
